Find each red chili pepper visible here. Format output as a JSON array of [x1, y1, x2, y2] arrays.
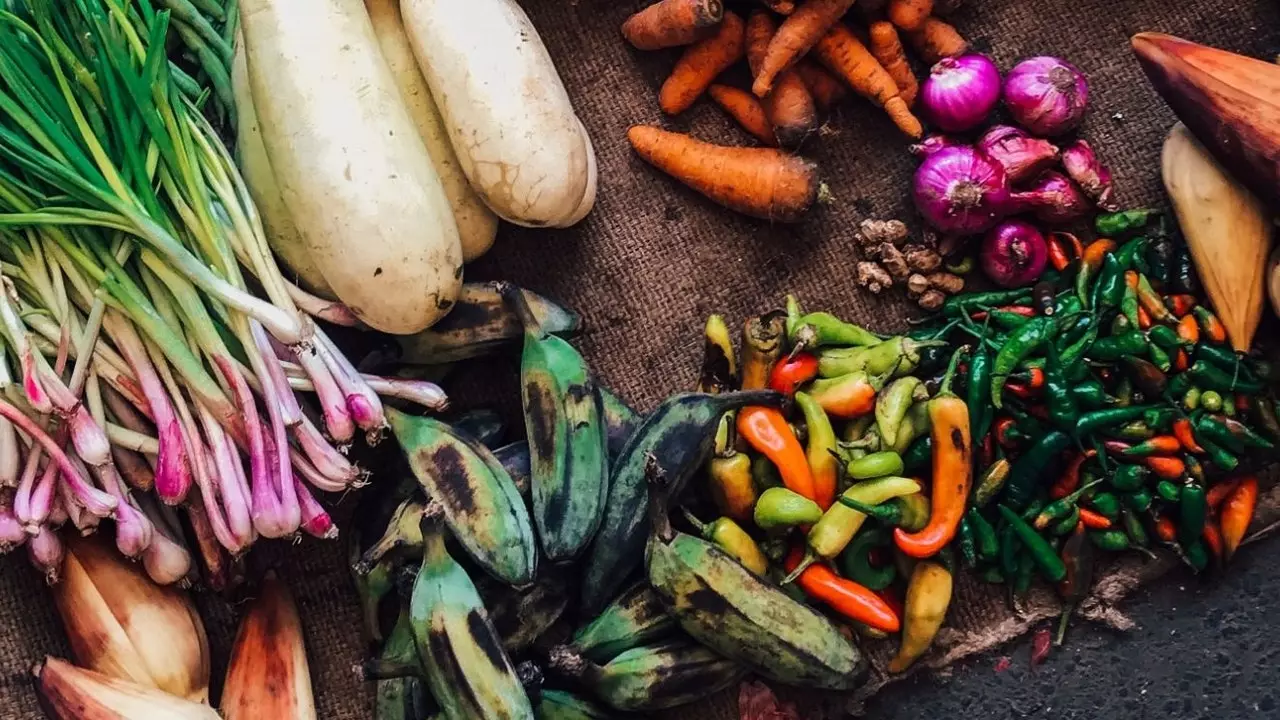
[[979, 431, 996, 469], [1030, 628, 1052, 667], [1078, 507, 1112, 530], [1176, 314, 1200, 344], [873, 585, 904, 618], [1120, 435, 1181, 457], [1047, 234, 1071, 271], [1173, 348, 1190, 372], [1024, 404, 1049, 421], [768, 353, 819, 395], [785, 548, 901, 632], [971, 305, 1037, 322], [1220, 475, 1258, 560], [1060, 231, 1084, 260], [1154, 514, 1177, 543], [1194, 306, 1228, 345], [1165, 294, 1197, 318], [1024, 367, 1045, 390], [1101, 439, 1132, 457], [994, 417, 1018, 449], [1003, 381, 1035, 401], [1143, 455, 1185, 479], [1202, 521, 1224, 565], [1050, 449, 1095, 500], [1136, 304, 1152, 330], [1235, 394, 1251, 415], [1173, 418, 1203, 454], [1205, 477, 1241, 511], [738, 407, 817, 501]]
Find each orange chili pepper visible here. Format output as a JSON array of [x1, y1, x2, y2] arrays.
[[1121, 435, 1182, 456], [1205, 477, 1242, 511], [1173, 418, 1203, 454], [1220, 475, 1258, 560], [768, 353, 819, 395], [1193, 306, 1227, 345], [1173, 348, 1190, 372], [1143, 455, 1185, 479], [806, 371, 882, 418], [1176, 314, 1200, 344], [1165, 294, 1197, 318], [1081, 238, 1115, 270], [1047, 234, 1071, 271], [737, 407, 817, 501], [895, 350, 971, 559], [785, 547, 901, 632], [1050, 449, 1095, 500], [1024, 367, 1045, 390], [1078, 507, 1112, 530], [1202, 521, 1224, 564], [1134, 276, 1172, 324], [1136, 304, 1152, 330], [1154, 514, 1177, 543], [1124, 270, 1140, 290], [1059, 231, 1084, 259]]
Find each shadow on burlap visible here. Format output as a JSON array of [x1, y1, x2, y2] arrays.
[[0, 1, 1277, 718]]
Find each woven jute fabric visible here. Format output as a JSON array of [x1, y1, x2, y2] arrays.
[[1, 1, 1277, 718]]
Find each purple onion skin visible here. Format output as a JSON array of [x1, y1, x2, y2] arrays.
[[920, 55, 1002, 133], [977, 125, 1060, 186], [1061, 139, 1119, 210], [1003, 56, 1089, 137], [1012, 171, 1091, 224], [913, 145, 1013, 235], [981, 220, 1049, 288], [909, 134, 960, 159]]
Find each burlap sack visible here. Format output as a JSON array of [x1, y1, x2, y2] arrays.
[[0, 1, 1276, 718]]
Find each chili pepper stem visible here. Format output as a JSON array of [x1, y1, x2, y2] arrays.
[[780, 550, 817, 586], [1056, 604, 1074, 646]]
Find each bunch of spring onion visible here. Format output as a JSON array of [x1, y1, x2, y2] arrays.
[[0, 0, 447, 585]]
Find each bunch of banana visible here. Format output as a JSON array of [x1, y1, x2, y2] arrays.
[[410, 515, 535, 720], [482, 570, 570, 654], [547, 639, 746, 712], [396, 283, 581, 365], [502, 283, 609, 563], [387, 408, 537, 587], [581, 388, 784, 611], [643, 458, 868, 690], [372, 613, 437, 720], [568, 582, 677, 664]]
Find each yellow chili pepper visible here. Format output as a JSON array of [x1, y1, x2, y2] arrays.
[[888, 561, 953, 674]]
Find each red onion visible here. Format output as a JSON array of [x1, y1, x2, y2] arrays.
[[919, 55, 1002, 133], [1003, 56, 1089, 136], [981, 220, 1048, 288], [909, 134, 960, 159], [913, 145, 1012, 235], [1013, 171, 1091, 224], [1061, 139, 1118, 210], [976, 125, 1060, 186]]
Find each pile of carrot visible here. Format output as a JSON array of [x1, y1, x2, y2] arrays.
[[621, 0, 970, 221]]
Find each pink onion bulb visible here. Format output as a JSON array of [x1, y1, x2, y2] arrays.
[[1003, 56, 1089, 136], [981, 220, 1049, 288], [913, 145, 1012, 235], [919, 54, 1002, 133]]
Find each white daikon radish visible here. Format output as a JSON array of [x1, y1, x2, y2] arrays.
[[364, 0, 499, 262], [400, 0, 597, 228], [230, 31, 335, 298], [241, 0, 462, 334]]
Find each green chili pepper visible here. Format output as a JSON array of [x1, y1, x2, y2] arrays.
[[1156, 480, 1181, 502], [1183, 455, 1207, 483], [1021, 497, 1047, 523], [1055, 313, 1094, 349], [984, 309, 1032, 331], [944, 290, 1033, 318], [1194, 415, 1246, 454], [751, 453, 783, 492], [966, 347, 993, 441], [1141, 407, 1175, 432], [1123, 488, 1153, 512], [1145, 240, 1176, 289], [1178, 483, 1207, 546], [1088, 491, 1121, 520], [898, 433, 931, 477], [1014, 550, 1036, 595], [791, 311, 882, 349], [1222, 399, 1237, 417], [1003, 431, 1071, 511], [1194, 345, 1259, 382], [1042, 341, 1079, 435], [972, 458, 1011, 508], [1183, 539, 1210, 572], [981, 567, 1006, 584], [844, 450, 905, 480], [1182, 388, 1202, 412], [998, 505, 1067, 582], [1034, 479, 1103, 529], [1111, 313, 1133, 335], [948, 256, 976, 274], [1147, 343, 1172, 373], [1114, 421, 1155, 440], [876, 377, 927, 448], [1108, 464, 1147, 493], [1074, 405, 1158, 437], [1146, 325, 1183, 350], [1113, 236, 1148, 269], [1096, 209, 1157, 236], [1216, 416, 1275, 450], [816, 337, 947, 378], [1167, 373, 1193, 400], [1089, 529, 1131, 551], [1250, 396, 1280, 443], [1055, 294, 1085, 317], [1091, 254, 1126, 312], [837, 528, 896, 591], [753, 487, 823, 530], [968, 508, 999, 561], [1052, 505, 1082, 536], [1170, 248, 1199, 295], [1087, 332, 1147, 361], [999, 523, 1021, 578], [1188, 360, 1263, 394], [957, 518, 978, 568], [784, 294, 804, 339], [1071, 380, 1113, 409], [837, 494, 930, 532], [991, 316, 1058, 408], [1196, 434, 1240, 472], [1060, 322, 1100, 370], [1121, 285, 1141, 330]]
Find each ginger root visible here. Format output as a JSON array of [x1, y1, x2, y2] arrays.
[[904, 244, 942, 273], [878, 243, 911, 279], [856, 262, 894, 294], [926, 272, 965, 295], [917, 289, 947, 311], [858, 219, 909, 248]]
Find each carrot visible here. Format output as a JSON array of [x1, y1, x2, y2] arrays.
[[750, 0, 857, 97], [627, 125, 821, 222], [906, 16, 969, 64], [756, 0, 796, 15], [746, 11, 817, 149], [812, 23, 923, 138], [794, 59, 848, 109], [708, 84, 778, 145], [868, 21, 918, 106], [1220, 475, 1258, 560], [622, 0, 725, 50], [658, 10, 747, 115], [887, 0, 933, 32]]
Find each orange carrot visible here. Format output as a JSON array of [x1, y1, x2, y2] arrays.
[[887, 0, 933, 32], [627, 125, 821, 221], [622, 0, 725, 50], [746, 11, 817, 149], [708, 84, 778, 145], [813, 23, 923, 138], [659, 11, 747, 115], [750, 0, 857, 97], [757, 0, 796, 15], [1220, 475, 1258, 560], [906, 16, 969, 64], [794, 60, 848, 109], [744, 9, 775, 74], [868, 21, 918, 106]]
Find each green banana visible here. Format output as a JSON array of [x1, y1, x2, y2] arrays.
[[409, 518, 535, 720], [355, 551, 397, 644], [570, 582, 676, 664], [362, 609, 425, 680], [503, 283, 608, 562], [375, 613, 436, 720], [580, 389, 784, 612], [597, 388, 642, 460], [388, 408, 537, 587], [397, 283, 581, 364], [483, 570, 570, 654], [535, 690, 619, 720], [355, 497, 426, 575], [451, 407, 506, 449], [644, 459, 867, 690], [548, 640, 746, 712]]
